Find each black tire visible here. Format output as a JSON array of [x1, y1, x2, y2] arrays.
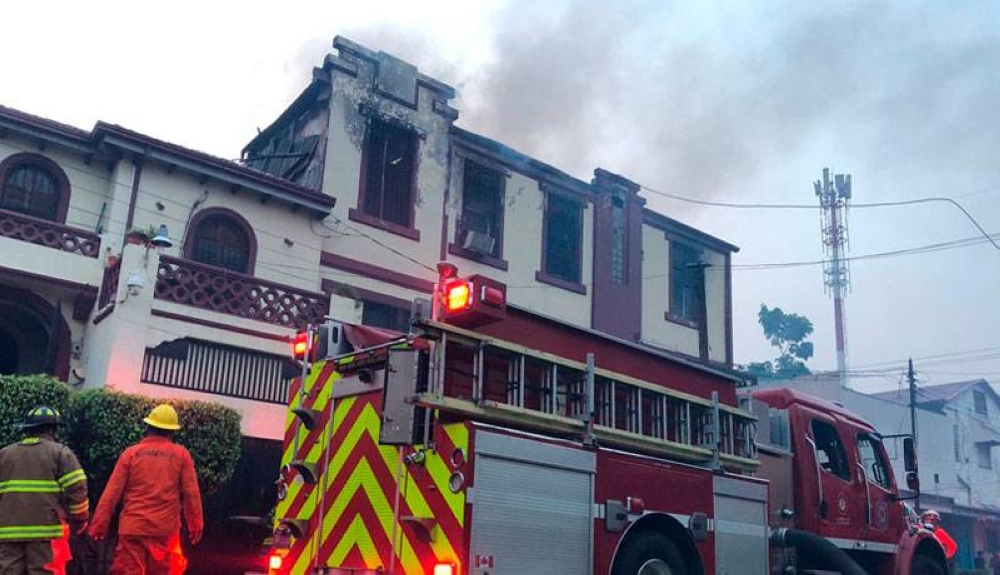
[[613, 531, 688, 575], [911, 555, 945, 575]]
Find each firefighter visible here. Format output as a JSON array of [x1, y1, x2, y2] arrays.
[[0, 406, 89, 574], [89, 404, 203, 575], [922, 510, 958, 562]]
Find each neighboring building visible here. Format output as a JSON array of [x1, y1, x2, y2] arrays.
[[754, 374, 1000, 568], [0, 36, 739, 551]]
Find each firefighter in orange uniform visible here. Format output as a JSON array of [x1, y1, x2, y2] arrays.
[[922, 510, 958, 562], [89, 404, 203, 574], [0, 406, 89, 574]]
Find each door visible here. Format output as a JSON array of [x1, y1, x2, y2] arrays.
[[798, 414, 859, 539], [855, 432, 905, 551], [469, 431, 594, 575]]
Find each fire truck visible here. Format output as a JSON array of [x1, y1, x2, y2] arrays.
[[266, 270, 947, 575]]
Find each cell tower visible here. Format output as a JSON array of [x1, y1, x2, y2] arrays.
[[814, 168, 852, 388]]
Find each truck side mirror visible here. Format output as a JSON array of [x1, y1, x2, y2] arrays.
[[906, 471, 920, 493], [903, 437, 917, 472]]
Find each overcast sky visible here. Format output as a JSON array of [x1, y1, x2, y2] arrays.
[[3, 1, 997, 392]]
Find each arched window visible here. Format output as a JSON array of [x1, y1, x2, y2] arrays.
[[0, 154, 70, 222], [184, 208, 257, 274]]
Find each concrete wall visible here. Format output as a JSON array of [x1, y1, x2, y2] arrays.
[[640, 223, 728, 362]]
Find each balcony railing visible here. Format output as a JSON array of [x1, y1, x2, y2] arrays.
[[155, 256, 327, 329], [0, 208, 101, 257]]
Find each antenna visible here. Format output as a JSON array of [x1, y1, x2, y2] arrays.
[[816, 168, 852, 388]]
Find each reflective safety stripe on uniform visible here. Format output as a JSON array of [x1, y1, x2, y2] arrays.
[[0, 480, 61, 494], [67, 500, 90, 515], [0, 525, 66, 540], [57, 469, 86, 489]]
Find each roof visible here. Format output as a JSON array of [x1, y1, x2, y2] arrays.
[[870, 379, 998, 411], [0, 104, 336, 216]]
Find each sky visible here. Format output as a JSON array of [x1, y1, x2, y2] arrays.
[[2, 1, 998, 393]]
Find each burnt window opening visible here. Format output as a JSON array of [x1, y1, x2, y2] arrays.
[[189, 214, 254, 274], [610, 194, 627, 284], [810, 419, 850, 481], [458, 160, 504, 258], [543, 193, 583, 284], [361, 118, 418, 227], [1, 164, 61, 221], [362, 299, 411, 334], [669, 241, 703, 324]]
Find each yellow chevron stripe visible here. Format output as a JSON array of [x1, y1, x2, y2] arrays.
[[281, 373, 336, 466], [327, 515, 381, 571], [398, 461, 460, 563], [320, 458, 421, 574], [424, 449, 464, 526], [443, 422, 469, 452]]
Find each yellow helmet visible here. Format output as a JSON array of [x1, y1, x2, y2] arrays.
[[143, 404, 181, 430]]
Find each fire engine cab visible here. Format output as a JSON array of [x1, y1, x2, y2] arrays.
[[267, 268, 946, 575]]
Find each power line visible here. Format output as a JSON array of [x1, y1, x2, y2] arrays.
[[638, 183, 1000, 251]]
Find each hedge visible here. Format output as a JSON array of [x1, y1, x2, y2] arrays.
[[0, 375, 71, 447], [1, 375, 242, 498]]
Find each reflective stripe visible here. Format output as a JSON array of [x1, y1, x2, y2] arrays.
[[58, 469, 86, 488], [0, 480, 61, 494], [19, 438, 40, 445], [68, 500, 90, 514], [827, 537, 898, 554], [0, 525, 65, 539]]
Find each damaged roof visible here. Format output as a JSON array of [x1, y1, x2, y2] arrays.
[[0, 104, 336, 216]]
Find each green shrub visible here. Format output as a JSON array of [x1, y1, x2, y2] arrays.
[[66, 390, 242, 497], [0, 374, 71, 447]]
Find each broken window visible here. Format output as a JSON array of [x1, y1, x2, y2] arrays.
[[457, 159, 504, 258], [542, 192, 583, 285], [360, 118, 418, 228], [669, 241, 703, 324]]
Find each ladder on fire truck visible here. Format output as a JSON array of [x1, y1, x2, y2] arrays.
[[401, 319, 760, 473]]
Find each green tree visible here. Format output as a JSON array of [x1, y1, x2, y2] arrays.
[[746, 304, 814, 379]]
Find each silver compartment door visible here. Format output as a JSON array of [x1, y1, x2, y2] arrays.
[[713, 476, 769, 575], [469, 432, 594, 575]]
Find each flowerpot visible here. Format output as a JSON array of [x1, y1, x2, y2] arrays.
[[106, 255, 120, 269]]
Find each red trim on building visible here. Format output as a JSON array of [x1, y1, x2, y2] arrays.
[[319, 252, 434, 293]]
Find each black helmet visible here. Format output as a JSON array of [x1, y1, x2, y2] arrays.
[[20, 406, 62, 430]]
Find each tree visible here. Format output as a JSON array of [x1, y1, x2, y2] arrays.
[[745, 304, 814, 380]]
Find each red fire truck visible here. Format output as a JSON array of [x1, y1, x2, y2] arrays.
[[267, 272, 946, 575]]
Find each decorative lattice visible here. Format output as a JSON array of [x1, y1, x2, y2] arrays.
[[0, 208, 100, 257]]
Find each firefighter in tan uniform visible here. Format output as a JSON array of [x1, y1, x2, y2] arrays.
[[0, 406, 89, 574], [90, 404, 203, 575]]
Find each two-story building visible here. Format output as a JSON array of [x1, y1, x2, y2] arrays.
[[0, 36, 740, 543]]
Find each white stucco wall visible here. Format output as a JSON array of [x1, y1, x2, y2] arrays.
[[640, 224, 700, 356]]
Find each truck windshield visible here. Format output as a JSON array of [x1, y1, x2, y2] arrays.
[[857, 434, 892, 489]]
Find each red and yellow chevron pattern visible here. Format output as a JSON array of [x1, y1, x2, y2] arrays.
[[276, 361, 468, 574]]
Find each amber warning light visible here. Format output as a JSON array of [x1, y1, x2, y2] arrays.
[[445, 281, 473, 312], [292, 332, 309, 361]]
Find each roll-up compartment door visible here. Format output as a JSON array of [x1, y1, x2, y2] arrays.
[[469, 432, 594, 575]]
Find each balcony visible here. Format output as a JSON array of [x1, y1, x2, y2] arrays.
[[155, 255, 327, 329], [0, 207, 101, 257]]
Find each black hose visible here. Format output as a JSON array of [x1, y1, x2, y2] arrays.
[[771, 528, 867, 575]]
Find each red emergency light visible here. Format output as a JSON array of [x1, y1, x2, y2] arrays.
[[268, 554, 283, 570], [292, 331, 310, 361], [439, 274, 506, 328]]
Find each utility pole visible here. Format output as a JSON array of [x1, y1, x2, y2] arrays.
[[908, 357, 919, 510], [815, 168, 852, 388]]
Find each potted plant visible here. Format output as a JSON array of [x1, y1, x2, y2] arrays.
[[125, 225, 157, 246], [105, 251, 120, 269]]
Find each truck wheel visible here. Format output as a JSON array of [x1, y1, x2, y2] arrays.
[[911, 555, 945, 575], [613, 532, 688, 575]]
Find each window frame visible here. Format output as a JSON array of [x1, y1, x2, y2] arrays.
[[974, 389, 988, 417], [349, 115, 421, 241], [449, 157, 509, 270], [977, 443, 994, 470], [0, 153, 71, 223], [666, 239, 704, 328], [183, 207, 258, 275], [535, 187, 586, 294], [856, 433, 893, 491], [810, 419, 852, 482]]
